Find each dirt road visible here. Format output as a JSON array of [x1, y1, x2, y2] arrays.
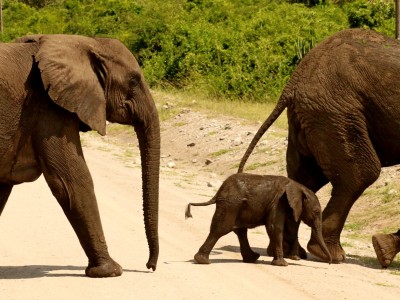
[[1, 113, 400, 299]]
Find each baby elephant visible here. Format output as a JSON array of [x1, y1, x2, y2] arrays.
[[185, 173, 332, 266]]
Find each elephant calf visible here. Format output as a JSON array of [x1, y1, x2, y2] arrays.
[[185, 173, 332, 266]]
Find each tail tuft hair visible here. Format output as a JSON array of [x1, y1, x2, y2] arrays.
[[185, 204, 193, 219]]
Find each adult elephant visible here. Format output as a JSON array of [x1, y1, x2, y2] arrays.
[[0, 34, 160, 277], [238, 29, 400, 266]]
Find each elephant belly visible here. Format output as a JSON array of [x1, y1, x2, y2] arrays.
[[0, 138, 41, 185], [235, 207, 266, 229], [369, 121, 400, 167]]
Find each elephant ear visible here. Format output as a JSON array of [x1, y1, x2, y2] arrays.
[[285, 181, 303, 222], [14, 34, 43, 43], [35, 35, 107, 135]]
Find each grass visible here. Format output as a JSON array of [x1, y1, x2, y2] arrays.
[[153, 89, 288, 130], [173, 121, 188, 127], [245, 161, 278, 171], [209, 149, 232, 158]]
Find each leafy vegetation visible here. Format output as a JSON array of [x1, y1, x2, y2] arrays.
[[0, 0, 397, 102]]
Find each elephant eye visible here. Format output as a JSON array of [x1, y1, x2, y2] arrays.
[[129, 71, 142, 87]]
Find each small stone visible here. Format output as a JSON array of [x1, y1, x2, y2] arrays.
[[187, 142, 196, 147], [167, 162, 176, 168], [232, 137, 243, 146], [205, 159, 213, 165]]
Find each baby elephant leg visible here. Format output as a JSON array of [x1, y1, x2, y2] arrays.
[[266, 205, 288, 266], [194, 207, 237, 264], [234, 228, 260, 263]]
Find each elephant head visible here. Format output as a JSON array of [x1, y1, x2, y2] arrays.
[[285, 181, 332, 263], [17, 34, 160, 270]]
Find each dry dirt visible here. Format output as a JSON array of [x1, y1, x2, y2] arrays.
[[1, 92, 399, 299]]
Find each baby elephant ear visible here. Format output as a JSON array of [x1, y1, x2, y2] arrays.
[[285, 181, 303, 222], [35, 35, 107, 135]]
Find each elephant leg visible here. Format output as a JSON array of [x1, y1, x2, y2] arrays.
[[278, 137, 328, 260], [0, 184, 13, 216], [34, 112, 122, 278], [372, 230, 400, 268], [194, 207, 237, 264], [234, 228, 260, 263], [266, 205, 288, 266], [306, 123, 381, 263]]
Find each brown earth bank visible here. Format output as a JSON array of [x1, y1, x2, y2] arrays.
[[0, 91, 399, 299]]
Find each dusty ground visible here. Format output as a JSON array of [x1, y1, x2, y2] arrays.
[[1, 92, 399, 299]]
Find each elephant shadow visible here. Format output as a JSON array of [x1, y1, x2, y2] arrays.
[[0, 265, 148, 279], [190, 245, 272, 265], [217, 245, 399, 270], [0, 265, 86, 279]]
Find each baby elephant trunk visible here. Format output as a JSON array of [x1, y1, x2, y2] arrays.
[[312, 228, 332, 264]]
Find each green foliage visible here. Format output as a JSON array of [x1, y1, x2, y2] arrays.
[[0, 0, 397, 102], [130, 1, 347, 101], [18, 0, 58, 8], [344, 0, 395, 35]]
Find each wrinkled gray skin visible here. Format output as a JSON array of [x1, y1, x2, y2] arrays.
[[0, 34, 160, 277], [238, 29, 400, 265], [185, 173, 332, 266]]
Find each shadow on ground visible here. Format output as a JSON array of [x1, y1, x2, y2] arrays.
[[217, 245, 400, 270], [0, 265, 149, 279]]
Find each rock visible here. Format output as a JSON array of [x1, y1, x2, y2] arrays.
[[232, 137, 243, 146], [167, 161, 176, 168], [187, 142, 196, 147], [205, 159, 213, 165]]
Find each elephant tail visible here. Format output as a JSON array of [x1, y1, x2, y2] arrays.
[[238, 92, 290, 173], [185, 196, 217, 219]]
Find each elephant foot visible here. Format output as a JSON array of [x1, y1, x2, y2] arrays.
[[307, 238, 344, 263], [267, 242, 307, 260], [85, 259, 123, 278], [271, 258, 288, 266], [285, 254, 301, 261], [242, 251, 260, 263], [194, 252, 211, 264], [372, 232, 400, 268]]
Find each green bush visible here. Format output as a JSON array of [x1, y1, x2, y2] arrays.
[[0, 0, 396, 103], [344, 0, 395, 35], [131, 1, 347, 101]]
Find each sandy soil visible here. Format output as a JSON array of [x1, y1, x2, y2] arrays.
[[1, 98, 400, 299]]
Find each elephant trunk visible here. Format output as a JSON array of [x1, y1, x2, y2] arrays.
[[312, 227, 332, 264], [134, 103, 160, 271]]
